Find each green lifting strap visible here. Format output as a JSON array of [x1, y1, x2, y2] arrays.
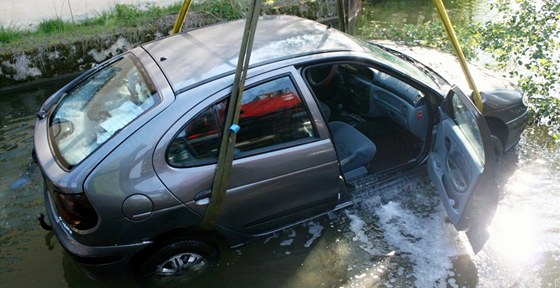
[[433, 0, 484, 112], [201, 0, 263, 230], [337, 0, 346, 33]]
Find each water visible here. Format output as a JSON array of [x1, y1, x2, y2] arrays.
[[1, 73, 559, 288], [1, 2, 560, 287]]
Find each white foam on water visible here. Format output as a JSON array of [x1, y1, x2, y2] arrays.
[[280, 239, 294, 247], [344, 173, 472, 288], [374, 201, 463, 288], [303, 221, 324, 248], [263, 233, 279, 245], [344, 210, 383, 256], [223, 129, 557, 288], [278, 228, 297, 247]]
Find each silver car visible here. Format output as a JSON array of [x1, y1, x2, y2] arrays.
[[34, 15, 528, 278]]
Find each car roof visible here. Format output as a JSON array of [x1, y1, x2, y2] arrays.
[[141, 15, 368, 92]]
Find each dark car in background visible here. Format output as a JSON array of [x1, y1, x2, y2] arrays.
[[34, 15, 528, 278]]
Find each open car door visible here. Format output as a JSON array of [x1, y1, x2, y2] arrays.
[[428, 86, 499, 253]]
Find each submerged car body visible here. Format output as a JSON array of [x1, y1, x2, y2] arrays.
[[34, 15, 528, 277]]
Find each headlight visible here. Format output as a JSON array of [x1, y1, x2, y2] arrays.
[[521, 92, 529, 107]]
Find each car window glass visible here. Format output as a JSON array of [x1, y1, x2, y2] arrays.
[[359, 40, 445, 92], [167, 102, 225, 165], [49, 54, 158, 168], [167, 76, 317, 166], [451, 94, 485, 163]]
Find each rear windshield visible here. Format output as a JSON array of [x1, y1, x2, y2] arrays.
[[49, 54, 158, 168]]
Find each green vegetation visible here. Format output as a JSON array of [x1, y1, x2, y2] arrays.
[[357, 0, 560, 138], [0, 1, 256, 50], [0, 1, 236, 48], [192, 0, 248, 21], [356, 0, 488, 63], [37, 18, 68, 34], [479, 0, 559, 137], [0, 25, 22, 43]]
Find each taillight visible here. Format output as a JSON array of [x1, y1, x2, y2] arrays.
[[54, 192, 98, 230]]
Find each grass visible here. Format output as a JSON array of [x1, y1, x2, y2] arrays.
[[0, 25, 22, 43], [0, 1, 221, 48], [38, 18, 68, 34], [0, 0, 289, 50], [191, 0, 247, 21]]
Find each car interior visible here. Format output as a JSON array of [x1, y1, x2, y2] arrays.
[[303, 62, 430, 179]]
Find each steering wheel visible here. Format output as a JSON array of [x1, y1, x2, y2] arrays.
[[308, 64, 339, 87]]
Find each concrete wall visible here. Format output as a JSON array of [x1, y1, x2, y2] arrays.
[[0, 0, 180, 30], [0, 0, 361, 89]]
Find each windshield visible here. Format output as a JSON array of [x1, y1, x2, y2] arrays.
[[49, 54, 158, 168], [356, 39, 449, 93]]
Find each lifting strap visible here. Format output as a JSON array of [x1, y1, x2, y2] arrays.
[[433, 0, 483, 112], [337, 0, 346, 32], [172, 0, 193, 34], [201, 0, 263, 230]]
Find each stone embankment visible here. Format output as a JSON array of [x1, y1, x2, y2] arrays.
[[0, 0, 357, 89]]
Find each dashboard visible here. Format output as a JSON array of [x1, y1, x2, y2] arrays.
[[335, 64, 429, 140]]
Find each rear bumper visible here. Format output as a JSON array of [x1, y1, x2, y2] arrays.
[[504, 109, 529, 150], [42, 186, 152, 278]]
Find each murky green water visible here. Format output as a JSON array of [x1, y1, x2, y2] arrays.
[[1, 1, 559, 287]]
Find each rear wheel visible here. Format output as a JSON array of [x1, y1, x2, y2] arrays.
[[136, 237, 218, 278]]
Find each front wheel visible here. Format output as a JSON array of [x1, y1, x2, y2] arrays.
[[136, 237, 218, 277], [490, 135, 504, 163]]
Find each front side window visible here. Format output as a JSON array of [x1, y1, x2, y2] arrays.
[[49, 54, 158, 168], [451, 94, 484, 164], [168, 76, 316, 166]]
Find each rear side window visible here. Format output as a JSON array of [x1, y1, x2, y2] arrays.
[[49, 54, 158, 168], [167, 76, 317, 166]]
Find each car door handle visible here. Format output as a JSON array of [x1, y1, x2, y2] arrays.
[[194, 189, 212, 205], [445, 136, 452, 151]]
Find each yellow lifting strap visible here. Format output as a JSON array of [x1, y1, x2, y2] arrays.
[[172, 0, 193, 34], [433, 0, 484, 112]]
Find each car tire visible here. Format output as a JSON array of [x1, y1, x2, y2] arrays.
[[490, 135, 504, 163], [136, 237, 218, 278]]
